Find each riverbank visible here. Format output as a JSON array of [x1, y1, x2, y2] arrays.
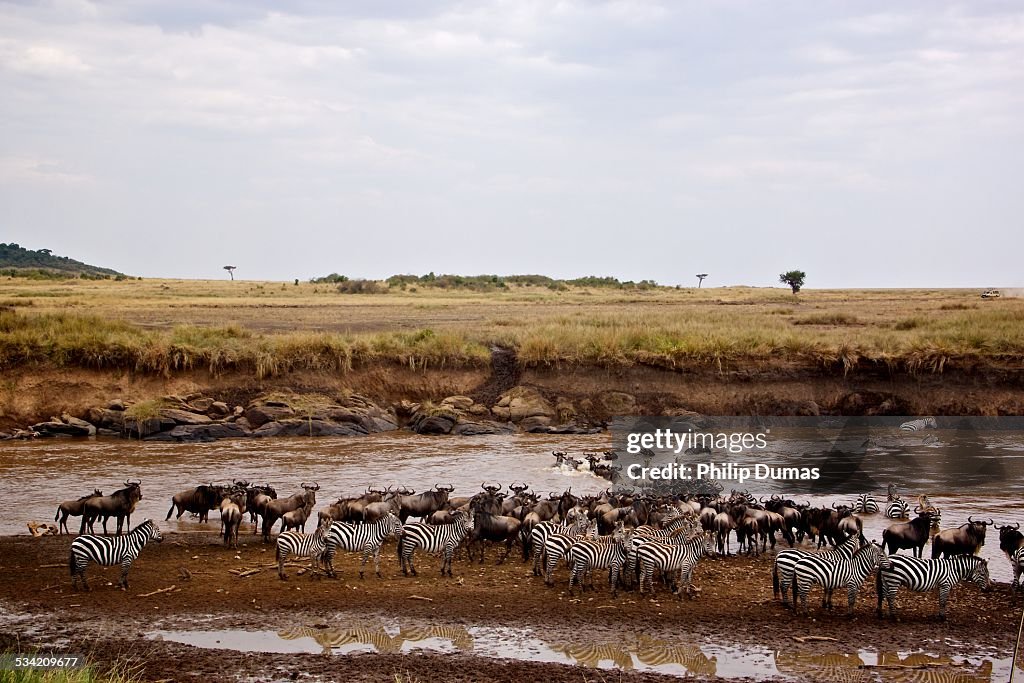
[[0, 533, 1016, 682]]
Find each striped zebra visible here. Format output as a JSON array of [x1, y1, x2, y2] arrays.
[[636, 532, 714, 598], [69, 519, 163, 591], [791, 541, 889, 616], [530, 515, 589, 577], [885, 498, 910, 519], [877, 554, 991, 620], [633, 635, 717, 677], [1012, 546, 1024, 590], [566, 529, 632, 596], [772, 533, 863, 607], [900, 417, 937, 431], [398, 509, 474, 576], [323, 513, 403, 579], [276, 519, 331, 580], [886, 483, 899, 501], [852, 494, 878, 514], [549, 641, 633, 670], [624, 516, 700, 582], [543, 519, 597, 585]]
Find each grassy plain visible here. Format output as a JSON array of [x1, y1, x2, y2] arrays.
[[0, 277, 1021, 377]]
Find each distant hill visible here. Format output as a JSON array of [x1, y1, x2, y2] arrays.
[[0, 243, 127, 279]]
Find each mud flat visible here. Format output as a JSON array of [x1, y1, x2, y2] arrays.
[[0, 534, 1019, 682]]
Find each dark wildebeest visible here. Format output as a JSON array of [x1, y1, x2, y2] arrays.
[[261, 483, 318, 541], [166, 484, 224, 524], [81, 481, 143, 535], [932, 517, 992, 559], [881, 511, 933, 558], [466, 504, 522, 565], [55, 489, 102, 535], [398, 484, 455, 523], [247, 484, 278, 525]]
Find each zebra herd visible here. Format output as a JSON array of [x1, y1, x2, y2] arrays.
[[59, 479, 1016, 625]]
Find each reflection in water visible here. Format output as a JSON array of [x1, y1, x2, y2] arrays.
[[547, 640, 634, 670], [150, 622, 1017, 682], [631, 634, 718, 676], [875, 653, 993, 683], [277, 622, 473, 655], [773, 651, 870, 683]]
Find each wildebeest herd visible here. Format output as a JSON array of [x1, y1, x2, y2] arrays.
[[51, 469, 1022, 623]]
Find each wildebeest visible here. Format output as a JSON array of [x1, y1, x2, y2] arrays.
[[81, 481, 143, 535], [466, 510, 522, 564], [261, 483, 318, 541], [220, 488, 247, 548], [247, 484, 278, 526], [881, 511, 933, 558], [398, 484, 455, 523], [166, 484, 224, 524], [55, 489, 103, 535], [931, 517, 992, 559]]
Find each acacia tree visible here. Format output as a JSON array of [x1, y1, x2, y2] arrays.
[[779, 270, 806, 294], [223, 265, 236, 280], [696, 273, 708, 288]]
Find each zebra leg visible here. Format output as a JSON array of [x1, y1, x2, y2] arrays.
[[278, 547, 288, 580], [937, 585, 950, 621], [323, 548, 336, 579], [118, 558, 133, 590], [568, 564, 579, 596], [847, 586, 858, 617]]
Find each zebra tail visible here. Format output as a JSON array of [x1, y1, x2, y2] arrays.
[[67, 546, 75, 578], [772, 563, 779, 597]]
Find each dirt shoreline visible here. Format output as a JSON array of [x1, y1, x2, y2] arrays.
[[0, 533, 1018, 682]]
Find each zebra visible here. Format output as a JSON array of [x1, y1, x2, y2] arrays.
[[1012, 546, 1024, 591], [636, 532, 714, 598], [323, 513, 403, 579], [278, 625, 400, 654], [530, 514, 589, 577], [916, 495, 941, 528], [69, 519, 163, 591], [772, 532, 863, 607], [886, 483, 899, 501], [900, 417, 937, 431], [877, 554, 991, 620], [791, 541, 890, 616], [852, 494, 878, 515], [396, 624, 474, 651], [398, 509, 474, 576], [276, 518, 331, 580], [885, 498, 910, 519], [543, 519, 597, 585], [566, 527, 632, 596]]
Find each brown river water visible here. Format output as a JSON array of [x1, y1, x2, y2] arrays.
[[2, 431, 1024, 582]]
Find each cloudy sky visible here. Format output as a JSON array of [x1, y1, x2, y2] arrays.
[[1, 1, 1021, 286]]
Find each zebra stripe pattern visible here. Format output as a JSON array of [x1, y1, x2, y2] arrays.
[[543, 520, 596, 585], [792, 542, 889, 616], [877, 554, 990, 620], [885, 499, 910, 519], [567, 531, 631, 596], [277, 520, 331, 580], [853, 494, 878, 514], [69, 519, 163, 591], [399, 510, 474, 576], [324, 513, 403, 579], [772, 533, 862, 607], [1012, 547, 1024, 590], [530, 516, 589, 576], [636, 532, 713, 597], [900, 417, 937, 431]]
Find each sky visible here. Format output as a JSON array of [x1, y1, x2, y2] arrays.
[[1, 1, 1022, 287]]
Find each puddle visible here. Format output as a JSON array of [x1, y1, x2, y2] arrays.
[[148, 623, 1022, 681]]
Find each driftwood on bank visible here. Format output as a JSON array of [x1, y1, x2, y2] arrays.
[[138, 585, 176, 597]]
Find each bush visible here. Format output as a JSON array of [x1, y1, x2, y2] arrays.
[[336, 279, 388, 294]]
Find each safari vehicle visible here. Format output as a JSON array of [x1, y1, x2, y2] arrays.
[[980, 289, 1001, 299]]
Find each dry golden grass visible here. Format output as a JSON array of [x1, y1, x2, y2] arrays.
[[0, 277, 1021, 376]]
